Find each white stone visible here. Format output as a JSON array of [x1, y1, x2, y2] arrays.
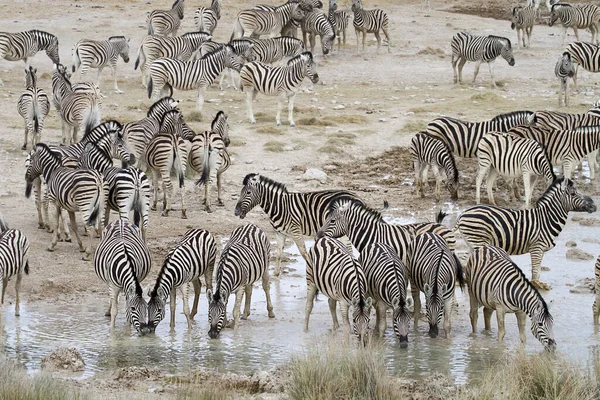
[[333, 105, 345, 110], [301, 168, 328, 184]]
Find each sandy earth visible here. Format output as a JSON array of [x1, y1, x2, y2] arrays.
[[1, 0, 600, 397]]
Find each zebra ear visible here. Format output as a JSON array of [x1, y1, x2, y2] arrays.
[[392, 297, 400, 309], [406, 296, 414, 312], [365, 297, 372, 308], [424, 283, 432, 296], [351, 298, 359, 307]]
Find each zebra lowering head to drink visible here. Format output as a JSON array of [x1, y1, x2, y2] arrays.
[[451, 32, 515, 89], [17, 66, 50, 150], [457, 178, 596, 291], [147, 0, 185, 37], [239, 52, 319, 127], [466, 245, 556, 350], [511, 5, 536, 48], [207, 224, 274, 339], [0, 216, 30, 320], [305, 236, 372, 343], [555, 52, 576, 107]]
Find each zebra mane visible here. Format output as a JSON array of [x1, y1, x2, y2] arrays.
[[504, 251, 550, 317], [147, 96, 178, 118], [212, 110, 226, 130], [212, 246, 232, 303], [85, 141, 112, 162], [171, 0, 184, 9], [421, 132, 459, 184], [333, 196, 384, 223], [108, 36, 126, 41], [432, 250, 443, 295], [288, 51, 314, 66], [27, 66, 37, 88], [83, 120, 124, 141], [151, 247, 176, 298], [536, 178, 569, 207], [160, 108, 181, 124], [30, 29, 57, 40], [490, 110, 533, 124], [202, 44, 231, 59], [552, 2, 571, 12], [351, 256, 366, 309], [384, 245, 406, 309], [540, 145, 557, 181], [488, 35, 512, 48], [244, 173, 289, 194]]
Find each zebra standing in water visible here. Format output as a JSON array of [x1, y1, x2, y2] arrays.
[[234, 173, 362, 276], [451, 32, 515, 88], [239, 52, 319, 126], [457, 178, 596, 291], [72, 36, 131, 93], [476, 132, 555, 208], [511, 5, 536, 48], [147, 0, 185, 37], [409, 132, 459, 202], [351, 0, 390, 53], [134, 32, 212, 88], [94, 220, 151, 333], [555, 52, 576, 107], [549, 3, 600, 45], [194, 0, 221, 34], [406, 232, 464, 338], [0, 30, 60, 86], [25, 144, 105, 260], [328, 0, 351, 52], [466, 245, 556, 349], [359, 242, 411, 346], [301, 10, 336, 56], [0, 216, 30, 319], [148, 45, 245, 111], [17, 66, 50, 150], [207, 224, 274, 338], [594, 255, 600, 324], [148, 229, 217, 330], [305, 236, 372, 342], [230, 2, 309, 39], [565, 41, 600, 91]]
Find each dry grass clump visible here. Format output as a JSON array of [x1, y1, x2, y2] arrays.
[[187, 110, 203, 122], [297, 117, 336, 126], [0, 356, 86, 400], [177, 387, 232, 400], [470, 92, 504, 102], [264, 140, 286, 152], [256, 125, 284, 135], [228, 136, 246, 147], [288, 339, 398, 400], [325, 115, 368, 124], [418, 46, 446, 57], [400, 119, 428, 133]]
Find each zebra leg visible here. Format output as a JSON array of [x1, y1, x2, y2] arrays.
[[376, 303, 387, 337], [355, 28, 360, 52], [96, 67, 104, 89], [190, 278, 201, 320], [241, 284, 253, 319], [105, 297, 111, 317], [196, 87, 206, 111], [558, 78, 565, 107], [472, 60, 483, 86], [573, 27, 580, 42], [530, 247, 550, 290], [443, 297, 452, 338], [411, 287, 421, 328], [275, 92, 285, 126], [374, 32, 381, 53], [170, 287, 177, 328], [274, 232, 285, 277], [457, 58, 467, 84], [414, 160, 425, 198], [328, 298, 340, 330], [564, 77, 569, 107], [589, 151, 597, 180], [340, 302, 351, 333], [361, 31, 367, 52], [516, 311, 527, 344], [483, 307, 493, 331], [304, 283, 318, 332], [1, 279, 6, 305], [33, 178, 45, 229], [230, 288, 244, 330], [14, 271, 21, 317], [162, 171, 173, 217], [48, 203, 61, 252], [246, 90, 256, 124], [383, 28, 391, 53], [451, 54, 458, 83], [487, 60, 497, 89], [561, 27, 567, 46], [109, 287, 120, 328], [475, 163, 488, 204], [291, 235, 309, 265], [181, 284, 192, 329], [112, 65, 123, 94], [432, 165, 441, 202], [523, 172, 533, 209], [216, 170, 224, 206], [22, 124, 29, 150], [287, 92, 297, 127], [150, 170, 158, 211], [496, 308, 506, 342], [67, 211, 85, 254], [468, 287, 479, 334], [262, 271, 275, 318], [486, 169, 498, 206]]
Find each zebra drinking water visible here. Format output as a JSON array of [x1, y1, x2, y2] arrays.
[[17, 66, 50, 150], [0, 216, 30, 320], [147, 0, 185, 37], [351, 0, 390, 53], [555, 52, 576, 107], [207, 224, 274, 338], [466, 245, 556, 349]]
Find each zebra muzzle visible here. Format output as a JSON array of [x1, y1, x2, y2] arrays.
[[428, 325, 439, 338]]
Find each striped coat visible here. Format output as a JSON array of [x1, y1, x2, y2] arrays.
[[0, 217, 30, 319], [17, 66, 50, 150]]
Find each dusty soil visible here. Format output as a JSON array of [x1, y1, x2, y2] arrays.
[[1, 0, 600, 397]]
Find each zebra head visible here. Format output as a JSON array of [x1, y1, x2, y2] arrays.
[[423, 282, 446, 338], [392, 296, 412, 347], [510, 7, 521, 30], [125, 285, 151, 335], [296, 52, 319, 84], [147, 293, 166, 332], [24, 144, 61, 198], [558, 52, 575, 78], [224, 45, 245, 72], [351, 0, 363, 12], [173, 0, 185, 19], [235, 173, 263, 219], [499, 38, 515, 67], [207, 288, 227, 338], [110, 36, 131, 63], [351, 296, 372, 344], [316, 198, 353, 239], [24, 66, 37, 89], [548, 3, 568, 27], [159, 109, 188, 138], [530, 303, 556, 350], [212, 111, 230, 147], [554, 178, 596, 213], [322, 21, 336, 55]]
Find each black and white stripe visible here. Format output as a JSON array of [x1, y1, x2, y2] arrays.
[[94, 220, 151, 333], [17, 66, 50, 150], [457, 178, 596, 291], [565, 41, 600, 91], [239, 52, 319, 126], [549, 3, 600, 45], [305, 236, 372, 341], [234, 173, 361, 276], [511, 6, 536, 48], [328, 0, 351, 51], [476, 132, 555, 208], [451, 32, 515, 88], [466, 245, 556, 349], [301, 10, 336, 56], [555, 52, 576, 107], [148, 229, 217, 330], [147, 0, 185, 37], [194, 0, 221, 34], [359, 242, 410, 345], [0, 216, 30, 319], [231, 2, 309, 40], [409, 132, 459, 201], [207, 224, 273, 338], [351, 0, 390, 53], [246, 36, 305, 64], [72, 36, 131, 93], [0, 30, 59, 86], [594, 255, 600, 324]]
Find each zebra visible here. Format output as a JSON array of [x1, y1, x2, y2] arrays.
[[456, 178, 596, 291], [251, 0, 322, 38], [555, 52, 576, 107], [0, 216, 30, 320], [191, 111, 230, 212], [246, 36, 305, 64], [425, 110, 534, 158], [594, 255, 600, 324], [17, 66, 50, 150], [511, 6, 536, 48], [549, 3, 600, 45], [301, 10, 336, 56], [230, 2, 309, 40], [72, 36, 130, 93], [234, 173, 362, 276], [476, 132, 555, 208], [509, 125, 600, 180], [409, 132, 459, 202], [94, 220, 151, 333], [359, 242, 411, 346], [351, 0, 390, 53], [148, 45, 244, 111], [134, 32, 212, 88], [305, 236, 372, 342], [197, 38, 256, 91], [565, 41, 600, 91], [207, 224, 274, 338], [0, 30, 60, 86], [451, 32, 515, 88], [148, 229, 217, 330], [147, 0, 185, 37], [25, 143, 105, 260], [466, 245, 556, 349], [194, 0, 221, 34], [77, 132, 134, 172], [406, 232, 464, 338], [328, 0, 351, 52], [52, 63, 102, 114], [239, 52, 319, 126], [316, 196, 457, 263]]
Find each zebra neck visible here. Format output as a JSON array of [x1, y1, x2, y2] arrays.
[[203, 50, 227, 73], [33, 31, 51, 50], [535, 200, 569, 238], [275, 4, 293, 24], [346, 209, 380, 252], [41, 159, 60, 182], [510, 281, 544, 318], [258, 184, 288, 218], [284, 60, 308, 84]]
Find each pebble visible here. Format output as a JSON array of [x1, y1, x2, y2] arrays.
[[379, 118, 387, 122], [333, 105, 345, 110], [301, 168, 328, 184], [566, 241, 577, 248], [566, 248, 594, 261]]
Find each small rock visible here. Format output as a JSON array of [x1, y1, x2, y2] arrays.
[[566, 241, 577, 248], [566, 248, 594, 261], [583, 238, 600, 244], [322, 164, 337, 171], [579, 218, 600, 227], [206, 99, 220, 103], [40, 347, 85, 372], [424, 98, 436, 103], [333, 104, 345, 110], [379, 118, 387, 122], [541, 266, 551, 271], [283, 145, 294, 151], [569, 277, 595, 294], [301, 168, 328, 184], [245, 160, 254, 164]]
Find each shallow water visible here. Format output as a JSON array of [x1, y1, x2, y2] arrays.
[[1, 210, 599, 384]]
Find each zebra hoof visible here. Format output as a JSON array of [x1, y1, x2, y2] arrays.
[[541, 266, 551, 272], [65, 237, 72, 243], [268, 311, 275, 318], [181, 210, 187, 219], [531, 280, 551, 291], [290, 123, 296, 128], [47, 246, 55, 252], [21, 144, 27, 150], [205, 207, 213, 214], [217, 200, 224, 206], [38, 224, 45, 230], [250, 121, 256, 125], [150, 205, 157, 211], [115, 90, 124, 94], [161, 210, 169, 217]]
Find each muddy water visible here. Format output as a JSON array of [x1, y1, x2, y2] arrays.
[[1, 210, 599, 384]]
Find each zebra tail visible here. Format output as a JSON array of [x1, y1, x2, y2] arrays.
[[72, 47, 80, 73], [0, 215, 8, 232], [134, 43, 143, 70], [87, 176, 105, 226], [453, 253, 466, 291], [230, 17, 244, 42], [24, 261, 29, 275], [379, 200, 389, 211], [147, 77, 153, 99], [172, 140, 185, 189], [83, 106, 101, 135], [132, 173, 142, 228], [148, 19, 154, 35], [436, 210, 447, 224], [195, 144, 211, 187]]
